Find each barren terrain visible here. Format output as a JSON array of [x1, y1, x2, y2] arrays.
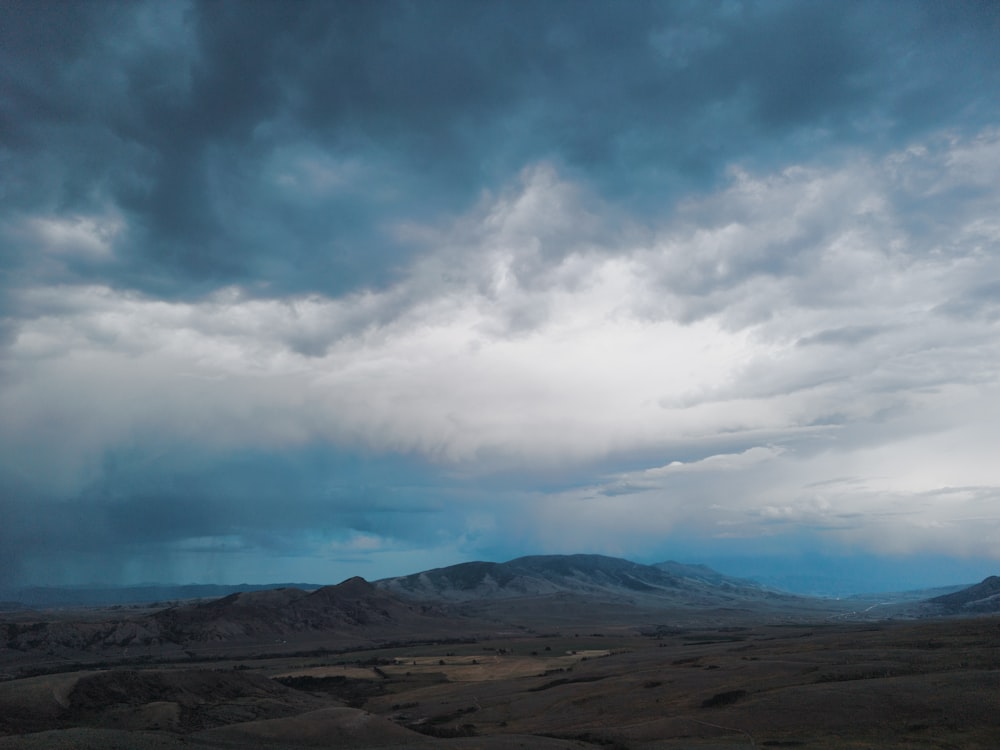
[[2, 559, 998, 748], [3, 613, 999, 748]]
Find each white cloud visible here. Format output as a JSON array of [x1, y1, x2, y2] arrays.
[[18, 211, 123, 260], [3, 129, 1000, 560]]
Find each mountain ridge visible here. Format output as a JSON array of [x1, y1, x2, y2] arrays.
[[0, 583, 324, 609], [4, 556, 998, 678], [374, 553, 790, 607], [927, 575, 1000, 613], [1, 577, 463, 670]]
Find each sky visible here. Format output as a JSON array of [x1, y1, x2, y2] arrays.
[[2, 1, 1000, 595]]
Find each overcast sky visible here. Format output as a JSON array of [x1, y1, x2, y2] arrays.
[[3, 1, 999, 594]]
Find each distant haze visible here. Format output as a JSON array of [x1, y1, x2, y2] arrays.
[[2, 1, 999, 591]]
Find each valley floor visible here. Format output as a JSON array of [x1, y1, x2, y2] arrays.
[[1, 615, 999, 749]]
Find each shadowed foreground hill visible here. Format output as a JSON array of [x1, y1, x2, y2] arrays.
[[0, 668, 597, 749], [0, 668, 325, 737]]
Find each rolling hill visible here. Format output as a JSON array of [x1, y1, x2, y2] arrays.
[[0, 583, 323, 609], [152, 576, 456, 643], [1, 578, 471, 674]]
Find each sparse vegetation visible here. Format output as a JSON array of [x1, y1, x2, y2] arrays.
[[701, 688, 748, 707], [2, 569, 999, 748], [273, 674, 386, 707]]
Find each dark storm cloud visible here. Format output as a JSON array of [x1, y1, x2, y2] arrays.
[[94, 446, 452, 545], [3, 0, 999, 304], [1, 443, 457, 581], [4, 1, 1000, 588]]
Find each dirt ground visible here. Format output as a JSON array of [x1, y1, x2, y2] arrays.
[[2, 617, 998, 748]]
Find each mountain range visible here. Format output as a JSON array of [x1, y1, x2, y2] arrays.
[[2, 555, 997, 677], [0, 583, 321, 610], [374, 553, 786, 606], [1, 576, 467, 671], [2, 554, 997, 748]]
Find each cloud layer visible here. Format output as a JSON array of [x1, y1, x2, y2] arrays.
[[2, 1, 999, 590]]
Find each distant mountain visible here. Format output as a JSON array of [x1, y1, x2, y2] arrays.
[[0, 583, 323, 609], [651, 560, 775, 592], [927, 576, 1000, 613], [375, 553, 789, 606], [843, 583, 971, 603]]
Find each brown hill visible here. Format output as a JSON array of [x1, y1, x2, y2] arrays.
[[1, 578, 472, 675], [153, 576, 451, 643], [0, 667, 326, 736]]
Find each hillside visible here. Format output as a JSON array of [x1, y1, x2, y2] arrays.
[[927, 575, 1000, 613], [375, 553, 791, 607], [1, 578, 470, 674], [0, 583, 323, 609]]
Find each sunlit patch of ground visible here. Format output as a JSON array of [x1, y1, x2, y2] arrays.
[[273, 665, 388, 680], [273, 649, 612, 683]]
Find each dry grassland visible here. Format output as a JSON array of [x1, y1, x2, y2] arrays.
[[1, 617, 998, 748]]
